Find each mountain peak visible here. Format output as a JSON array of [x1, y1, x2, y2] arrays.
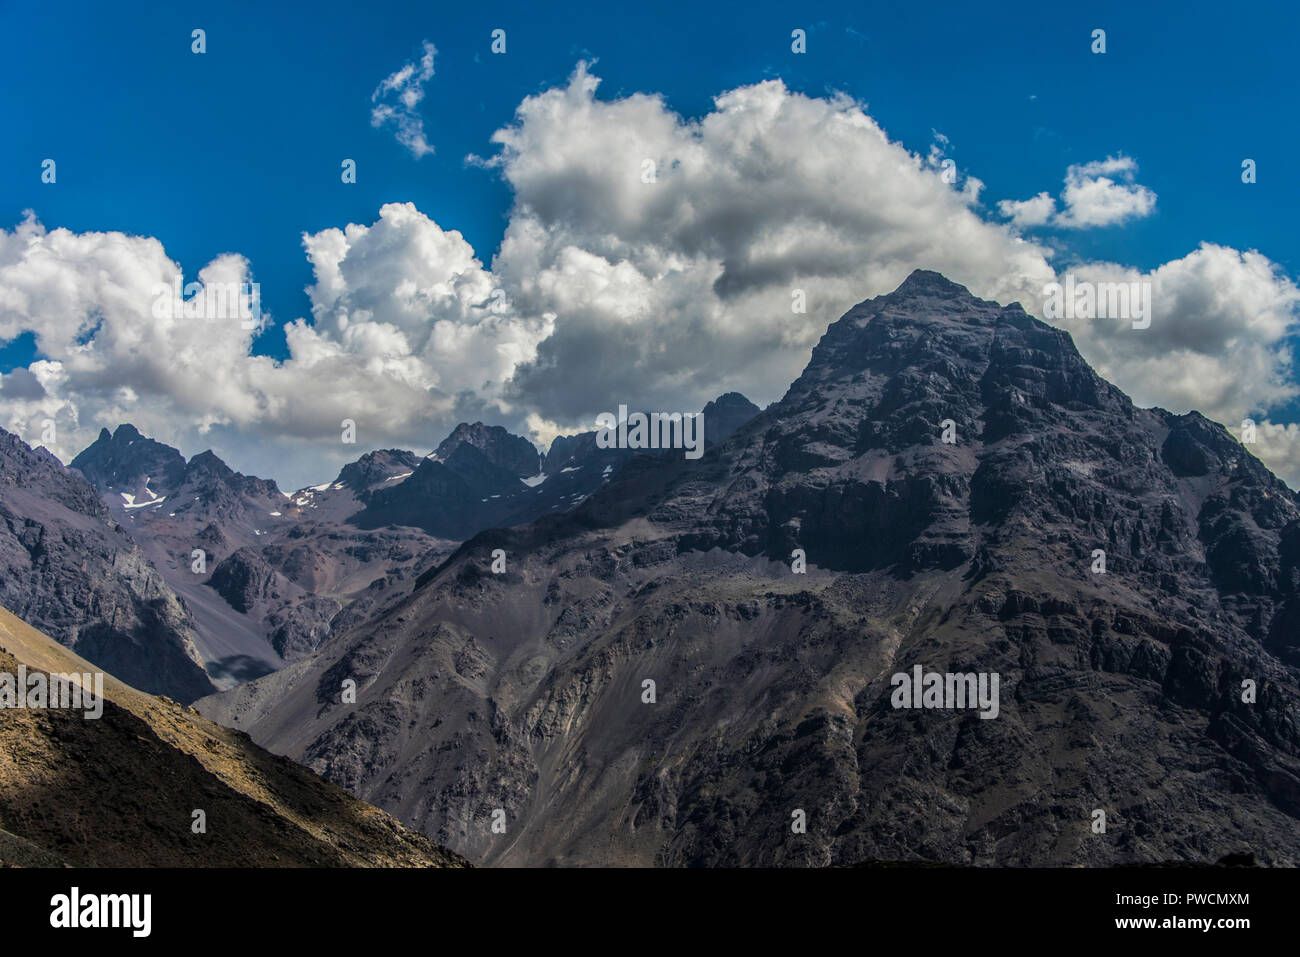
[[700, 392, 760, 445], [703, 391, 756, 410], [892, 268, 974, 298], [187, 449, 233, 476], [431, 422, 541, 479], [71, 423, 187, 494], [334, 448, 421, 491]]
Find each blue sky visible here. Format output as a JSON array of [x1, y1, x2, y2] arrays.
[[2, 0, 1298, 487], [4, 0, 1294, 345]]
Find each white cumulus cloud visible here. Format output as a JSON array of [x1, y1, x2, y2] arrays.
[[997, 191, 1056, 228], [2, 64, 1298, 490], [1000, 155, 1157, 230], [0, 207, 549, 488]]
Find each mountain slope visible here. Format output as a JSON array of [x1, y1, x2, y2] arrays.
[[0, 604, 466, 867], [0, 429, 214, 702], [71, 428, 455, 678], [199, 270, 1300, 867]]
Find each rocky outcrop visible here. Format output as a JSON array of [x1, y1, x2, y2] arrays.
[[207, 547, 284, 614], [267, 596, 343, 661]]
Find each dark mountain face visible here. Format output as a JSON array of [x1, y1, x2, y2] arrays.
[[528, 395, 761, 518], [432, 422, 542, 478], [355, 424, 560, 538], [699, 392, 761, 447], [199, 270, 1300, 867], [70, 424, 188, 501], [537, 430, 638, 507], [0, 429, 214, 702], [351, 402, 757, 538], [334, 449, 423, 494], [352, 451, 517, 540]]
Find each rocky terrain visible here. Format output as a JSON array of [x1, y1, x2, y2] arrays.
[[0, 428, 213, 702], [198, 271, 1300, 867], [352, 403, 759, 537], [62, 403, 760, 689], [0, 605, 466, 867], [70, 427, 460, 682]]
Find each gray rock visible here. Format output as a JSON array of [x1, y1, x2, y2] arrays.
[[0, 428, 214, 702]]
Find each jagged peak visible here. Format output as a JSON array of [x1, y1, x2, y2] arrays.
[[703, 391, 758, 410], [333, 448, 421, 489], [430, 421, 541, 478], [186, 449, 234, 477], [890, 268, 976, 298]]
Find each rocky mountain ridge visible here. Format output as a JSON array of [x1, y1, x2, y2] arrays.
[[33, 397, 760, 695], [197, 270, 1300, 867]]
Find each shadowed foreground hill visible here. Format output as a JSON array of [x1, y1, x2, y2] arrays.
[[0, 605, 466, 868]]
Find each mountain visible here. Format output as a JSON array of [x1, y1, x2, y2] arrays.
[[70, 429, 454, 679], [431, 422, 542, 478], [0, 428, 214, 702], [699, 392, 762, 447], [68, 424, 188, 501], [335, 449, 424, 499], [0, 604, 466, 867], [72, 427, 284, 530], [198, 270, 1300, 866], [512, 394, 761, 526], [353, 399, 758, 537], [53, 397, 767, 690], [354, 442, 533, 538]]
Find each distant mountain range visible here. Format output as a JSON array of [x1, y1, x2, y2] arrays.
[[0, 392, 759, 703], [196, 271, 1300, 866]]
